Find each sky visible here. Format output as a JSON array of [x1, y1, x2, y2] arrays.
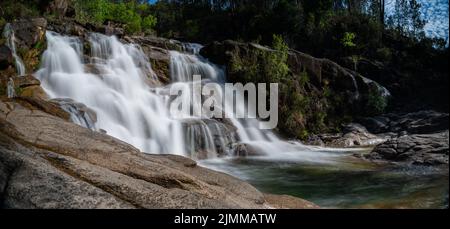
[[386, 0, 449, 42]]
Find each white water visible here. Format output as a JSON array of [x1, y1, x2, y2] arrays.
[[36, 31, 347, 163], [3, 23, 26, 76], [37, 32, 185, 155], [7, 78, 15, 98]]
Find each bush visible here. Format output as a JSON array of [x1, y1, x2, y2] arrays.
[[73, 0, 157, 35], [366, 91, 388, 115], [341, 32, 356, 48]]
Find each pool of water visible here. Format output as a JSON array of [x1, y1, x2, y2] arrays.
[[201, 149, 449, 209]]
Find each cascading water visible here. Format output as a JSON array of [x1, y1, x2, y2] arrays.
[[36, 30, 340, 163], [168, 48, 333, 162], [36, 31, 185, 155], [3, 23, 26, 76]]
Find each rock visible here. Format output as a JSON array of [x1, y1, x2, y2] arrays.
[[47, 18, 87, 37], [0, 99, 315, 208], [12, 75, 41, 88], [6, 18, 48, 73], [10, 18, 47, 50], [104, 21, 125, 37], [309, 123, 386, 148], [264, 194, 320, 209], [304, 135, 325, 147], [11, 97, 70, 121], [0, 75, 48, 100], [51, 98, 97, 130], [141, 46, 171, 83], [47, 0, 75, 19], [19, 86, 48, 100], [233, 143, 265, 157], [127, 36, 184, 52], [360, 110, 449, 135], [0, 45, 13, 70], [366, 131, 449, 166]]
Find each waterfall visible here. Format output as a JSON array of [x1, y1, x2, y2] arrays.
[[168, 48, 315, 158], [36, 31, 185, 155], [3, 23, 26, 76], [7, 78, 15, 98], [36, 31, 322, 161]]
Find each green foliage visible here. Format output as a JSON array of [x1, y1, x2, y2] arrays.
[[0, 17, 6, 30], [267, 35, 290, 82], [298, 70, 309, 87], [15, 86, 23, 96], [341, 32, 357, 48], [142, 15, 157, 34], [366, 90, 388, 115], [74, 0, 109, 25], [0, 1, 41, 21], [72, 0, 157, 35], [229, 34, 290, 84]]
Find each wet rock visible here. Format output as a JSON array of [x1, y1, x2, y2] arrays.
[[304, 135, 325, 147], [141, 46, 171, 83], [366, 131, 449, 166], [51, 98, 97, 130], [233, 143, 265, 157]]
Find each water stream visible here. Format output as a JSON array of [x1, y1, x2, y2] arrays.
[[35, 31, 448, 209]]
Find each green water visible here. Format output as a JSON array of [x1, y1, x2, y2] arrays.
[[201, 150, 449, 209]]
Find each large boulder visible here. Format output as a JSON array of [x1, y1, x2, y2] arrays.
[[0, 99, 315, 208], [366, 131, 449, 166]]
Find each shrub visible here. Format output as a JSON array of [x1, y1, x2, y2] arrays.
[[73, 0, 157, 35], [366, 91, 388, 115], [341, 32, 356, 48]]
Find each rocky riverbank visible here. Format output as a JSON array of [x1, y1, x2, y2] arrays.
[[0, 97, 318, 209]]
